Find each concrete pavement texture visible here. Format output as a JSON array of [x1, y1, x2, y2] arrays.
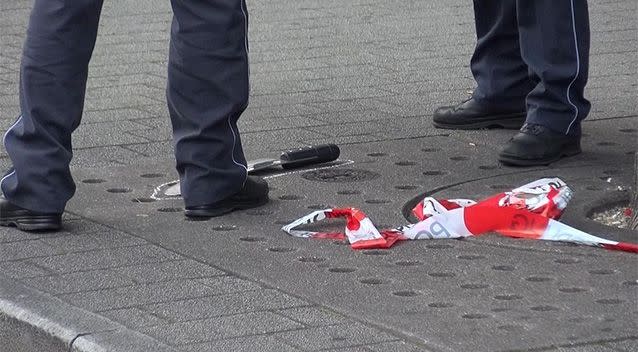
[[1, 0, 636, 351]]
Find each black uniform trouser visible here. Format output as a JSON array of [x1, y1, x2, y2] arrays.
[[470, 0, 590, 136], [2, 0, 250, 213]]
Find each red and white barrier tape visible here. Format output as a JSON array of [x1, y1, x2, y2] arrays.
[[282, 178, 637, 253]]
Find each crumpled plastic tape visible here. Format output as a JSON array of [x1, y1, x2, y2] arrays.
[[282, 178, 637, 253]]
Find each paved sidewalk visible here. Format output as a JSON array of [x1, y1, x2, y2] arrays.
[[1, 0, 637, 351]]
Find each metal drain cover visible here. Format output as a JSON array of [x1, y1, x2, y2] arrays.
[[302, 168, 380, 183]]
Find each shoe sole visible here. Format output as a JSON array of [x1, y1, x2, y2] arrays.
[[498, 145, 582, 167], [0, 216, 62, 232], [184, 196, 269, 218], [433, 113, 526, 130]]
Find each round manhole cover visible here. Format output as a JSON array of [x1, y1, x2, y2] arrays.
[[302, 168, 380, 183]]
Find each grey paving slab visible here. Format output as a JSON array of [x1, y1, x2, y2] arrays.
[[275, 306, 348, 327], [603, 339, 638, 352], [178, 336, 301, 352], [0, 261, 54, 280], [140, 311, 304, 345], [271, 323, 399, 351], [72, 330, 178, 352], [100, 307, 170, 329], [113, 260, 226, 284], [0, 240, 65, 262], [20, 269, 136, 295], [58, 279, 221, 311], [62, 127, 636, 351], [143, 289, 310, 322], [0, 274, 175, 352], [28, 245, 183, 274]]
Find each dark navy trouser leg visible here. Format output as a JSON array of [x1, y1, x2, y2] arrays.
[[2, 0, 104, 213], [167, 0, 250, 207], [470, 0, 533, 110], [517, 0, 591, 136]]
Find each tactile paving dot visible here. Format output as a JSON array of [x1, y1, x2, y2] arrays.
[[559, 287, 588, 293], [568, 317, 586, 323], [337, 190, 361, 195], [426, 243, 454, 249], [245, 209, 274, 216], [297, 256, 326, 263], [267, 247, 297, 253], [395, 161, 417, 166], [132, 197, 156, 203], [211, 225, 237, 231], [302, 168, 380, 182], [489, 184, 514, 190], [589, 269, 616, 275], [82, 178, 106, 184], [140, 173, 165, 178], [328, 267, 356, 273], [239, 236, 266, 242], [365, 199, 391, 204], [107, 188, 132, 193], [157, 207, 182, 213], [396, 260, 423, 266], [530, 305, 560, 312], [395, 185, 419, 190], [525, 276, 553, 282], [423, 170, 446, 176]]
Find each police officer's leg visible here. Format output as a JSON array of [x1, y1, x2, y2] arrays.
[[1, 0, 105, 214], [517, 0, 591, 136], [168, 0, 266, 213], [498, 0, 589, 166], [433, 0, 533, 130], [470, 0, 534, 109]]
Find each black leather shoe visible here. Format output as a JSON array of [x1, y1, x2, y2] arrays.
[[498, 124, 581, 166], [0, 198, 62, 231], [433, 98, 526, 130], [184, 176, 269, 218]]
